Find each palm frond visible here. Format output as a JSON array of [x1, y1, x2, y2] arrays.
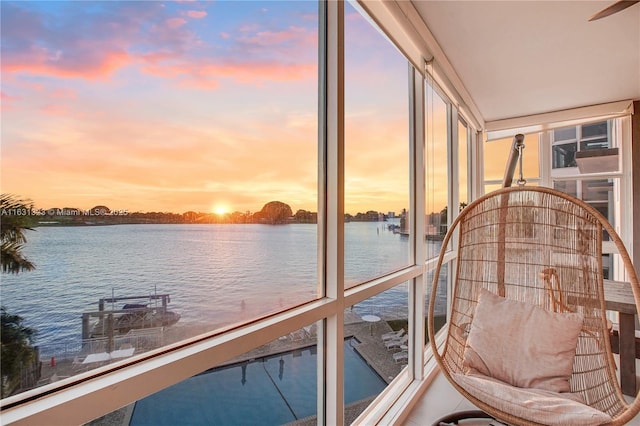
[[1, 194, 36, 273], [1, 194, 35, 243], [1, 242, 35, 273]]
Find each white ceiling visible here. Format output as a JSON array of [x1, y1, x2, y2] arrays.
[[411, 0, 640, 123]]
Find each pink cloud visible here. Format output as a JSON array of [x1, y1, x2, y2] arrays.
[[238, 24, 260, 33], [3, 1, 318, 90], [134, 20, 318, 90], [2, 49, 131, 80], [1, 1, 195, 81], [230, 24, 318, 64], [1, 92, 19, 111], [214, 62, 316, 84], [179, 77, 220, 90], [238, 26, 307, 47], [1, 91, 17, 101], [186, 10, 207, 19], [140, 59, 315, 90], [166, 18, 187, 29]]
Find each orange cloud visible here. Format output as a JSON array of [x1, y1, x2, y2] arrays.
[[40, 104, 69, 116], [51, 88, 77, 100]]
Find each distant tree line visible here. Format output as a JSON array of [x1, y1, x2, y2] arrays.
[[16, 201, 396, 226]]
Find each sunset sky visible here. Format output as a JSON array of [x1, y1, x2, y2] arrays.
[[1, 1, 505, 216]]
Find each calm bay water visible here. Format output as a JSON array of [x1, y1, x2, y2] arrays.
[[1, 221, 437, 354]]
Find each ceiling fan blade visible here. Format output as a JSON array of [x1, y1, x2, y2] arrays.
[[589, 0, 640, 21]]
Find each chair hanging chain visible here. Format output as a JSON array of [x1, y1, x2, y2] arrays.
[[517, 141, 526, 186], [502, 133, 526, 188]]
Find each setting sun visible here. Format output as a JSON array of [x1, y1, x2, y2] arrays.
[[213, 205, 229, 216]]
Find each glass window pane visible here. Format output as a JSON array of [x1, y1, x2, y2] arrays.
[[551, 121, 613, 175], [484, 138, 511, 181], [581, 121, 608, 139], [344, 2, 410, 287], [97, 330, 320, 425], [348, 283, 409, 417], [582, 179, 615, 228], [602, 254, 612, 280], [484, 135, 540, 181], [553, 180, 578, 198], [582, 179, 613, 203], [425, 263, 448, 348], [580, 137, 609, 151], [552, 142, 577, 168], [0, 0, 319, 391], [425, 83, 449, 259], [554, 127, 576, 141], [483, 182, 502, 195], [553, 178, 617, 231]]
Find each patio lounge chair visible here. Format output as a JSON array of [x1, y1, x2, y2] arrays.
[[381, 328, 405, 342], [393, 351, 408, 364], [427, 186, 640, 426], [384, 334, 408, 351], [303, 324, 317, 339], [290, 329, 305, 341]]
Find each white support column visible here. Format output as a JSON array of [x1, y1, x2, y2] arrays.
[[470, 129, 483, 200], [447, 105, 459, 321], [409, 64, 426, 380], [318, 1, 345, 425], [449, 106, 460, 223], [619, 116, 634, 262]]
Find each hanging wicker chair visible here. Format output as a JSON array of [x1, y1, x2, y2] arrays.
[[427, 186, 640, 426]]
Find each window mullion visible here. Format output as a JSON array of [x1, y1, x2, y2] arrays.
[[320, 1, 345, 425], [409, 64, 426, 379]]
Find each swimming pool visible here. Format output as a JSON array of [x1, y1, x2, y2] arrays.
[[129, 339, 386, 425]]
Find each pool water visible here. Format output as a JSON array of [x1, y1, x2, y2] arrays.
[[130, 339, 386, 425]]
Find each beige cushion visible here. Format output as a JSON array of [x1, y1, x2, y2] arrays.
[[452, 373, 611, 426], [464, 289, 584, 393]]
